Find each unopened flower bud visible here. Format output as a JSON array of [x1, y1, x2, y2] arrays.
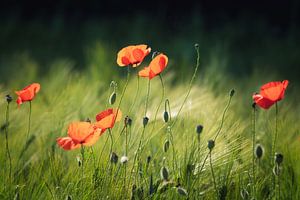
[[109, 92, 116, 105], [120, 156, 128, 164], [255, 144, 264, 159], [143, 117, 149, 127], [194, 43, 199, 49], [177, 187, 188, 196], [196, 125, 203, 134], [124, 116, 132, 127], [110, 152, 118, 164], [275, 153, 283, 165], [163, 140, 170, 153], [229, 89, 235, 97], [207, 140, 215, 151], [163, 111, 169, 123], [5, 95, 12, 103], [160, 166, 169, 181]]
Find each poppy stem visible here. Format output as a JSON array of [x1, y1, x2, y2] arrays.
[[108, 128, 114, 160], [150, 74, 165, 133], [272, 102, 278, 159], [25, 101, 32, 147], [209, 150, 218, 198], [128, 75, 140, 115], [80, 145, 85, 198], [170, 44, 200, 128], [5, 102, 12, 188], [145, 79, 151, 116], [252, 105, 256, 197], [97, 134, 109, 166]]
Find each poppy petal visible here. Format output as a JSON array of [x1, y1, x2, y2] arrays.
[[67, 122, 94, 143], [253, 93, 275, 109], [57, 137, 80, 150], [260, 81, 287, 101]]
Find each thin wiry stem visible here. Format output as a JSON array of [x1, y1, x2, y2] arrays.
[[209, 151, 218, 199], [25, 101, 32, 146], [108, 128, 114, 159], [128, 75, 140, 115], [171, 44, 200, 128], [252, 105, 256, 197], [272, 102, 279, 160], [97, 134, 109, 166], [5, 103, 12, 188], [80, 145, 85, 199]]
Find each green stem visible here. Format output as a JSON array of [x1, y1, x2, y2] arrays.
[[97, 134, 109, 166], [272, 102, 278, 161], [209, 151, 218, 199], [252, 106, 256, 197], [80, 145, 85, 198], [5, 103, 12, 188], [108, 128, 114, 159], [128, 75, 140, 115], [171, 44, 200, 128], [25, 101, 32, 145]]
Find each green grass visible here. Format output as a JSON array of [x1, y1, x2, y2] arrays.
[[0, 41, 300, 200]]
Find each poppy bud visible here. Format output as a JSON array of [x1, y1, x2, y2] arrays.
[[76, 156, 82, 167], [252, 102, 256, 109], [5, 94, 12, 103], [196, 125, 203, 134], [85, 118, 91, 123], [147, 156, 151, 165], [255, 144, 264, 159], [194, 43, 199, 49], [152, 51, 160, 60], [110, 152, 118, 164], [163, 111, 169, 123], [143, 117, 149, 127], [207, 140, 215, 151], [163, 140, 170, 153], [124, 116, 132, 127], [65, 195, 72, 200], [274, 153, 283, 165], [177, 187, 188, 196], [229, 89, 235, 97], [120, 156, 128, 164], [160, 166, 169, 181], [109, 92, 116, 105]]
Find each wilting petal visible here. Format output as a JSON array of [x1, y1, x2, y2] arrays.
[[253, 93, 275, 109]]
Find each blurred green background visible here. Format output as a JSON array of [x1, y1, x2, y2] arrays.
[[1, 0, 300, 86]]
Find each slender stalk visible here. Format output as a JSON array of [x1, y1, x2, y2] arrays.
[[209, 151, 218, 199], [128, 75, 140, 115], [5, 102, 12, 188], [25, 101, 32, 145], [252, 105, 256, 197], [80, 145, 85, 198], [150, 74, 165, 133], [272, 102, 278, 161], [171, 44, 200, 128], [97, 134, 109, 166], [108, 128, 114, 159]]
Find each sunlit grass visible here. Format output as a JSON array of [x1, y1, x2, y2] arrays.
[[0, 46, 300, 199]]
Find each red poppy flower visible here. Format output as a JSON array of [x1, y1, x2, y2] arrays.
[[138, 53, 168, 79], [15, 83, 40, 105], [94, 108, 122, 130], [117, 44, 151, 67], [57, 122, 102, 150], [253, 80, 289, 109]]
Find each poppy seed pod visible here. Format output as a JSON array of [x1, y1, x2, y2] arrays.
[[275, 153, 283, 165], [143, 117, 149, 127], [109, 92, 116, 105], [110, 152, 118, 164], [196, 125, 203, 134], [163, 111, 169, 123], [85, 118, 91, 123], [207, 140, 215, 151], [76, 156, 82, 167], [160, 166, 169, 181], [163, 140, 170, 153], [255, 144, 264, 159], [230, 89, 235, 97], [5, 94, 12, 103]]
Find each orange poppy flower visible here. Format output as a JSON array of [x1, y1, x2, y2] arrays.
[[94, 108, 122, 130], [117, 44, 151, 67], [15, 83, 40, 105], [57, 122, 102, 150], [253, 80, 289, 109], [138, 53, 168, 80]]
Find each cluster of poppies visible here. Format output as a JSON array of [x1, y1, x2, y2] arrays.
[[13, 44, 289, 153]]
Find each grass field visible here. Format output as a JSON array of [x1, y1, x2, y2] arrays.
[[0, 19, 300, 199]]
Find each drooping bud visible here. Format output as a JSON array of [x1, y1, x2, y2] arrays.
[[196, 125, 203, 134], [252, 102, 256, 109], [207, 140, 215, 151], [163, 140, 170, 153], [109, 92, 116, 105], [163, 111, 169, 123], [274, 153, 283, 165], [5, 94, 13, 103], [124, 116, 132, 127], [110, 152, 118, 164], [76, 156, 82, 167], [194, 43, 199, 49], [229, 89, 235, 97], [255, 144, 264, 159], [160, 166, 169, 181], [143, 117, 149, 127]]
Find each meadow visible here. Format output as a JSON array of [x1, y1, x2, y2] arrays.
[[0, 18, 300, 200]]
